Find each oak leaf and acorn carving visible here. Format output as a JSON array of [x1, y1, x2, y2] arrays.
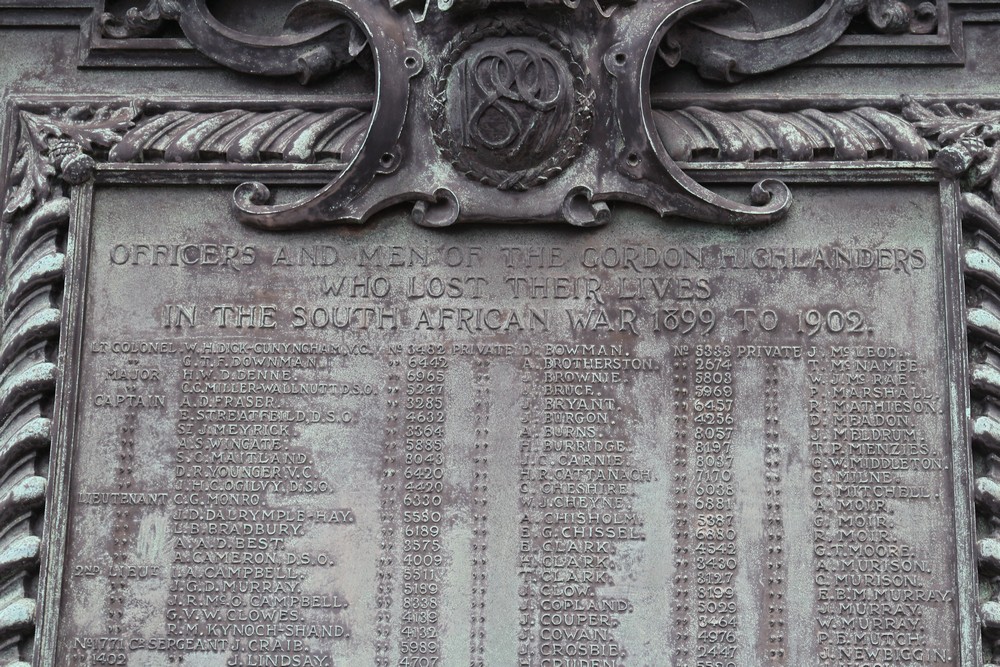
[[2, 105, 140, 224], [903, 97, 1000, 200], [1, 104, 368, 225]]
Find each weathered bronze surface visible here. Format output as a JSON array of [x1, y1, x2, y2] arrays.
[[42, 181, 972, 665], [5, 1, 1000, 666]]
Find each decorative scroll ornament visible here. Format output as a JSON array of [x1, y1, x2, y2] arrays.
[[101, 0, 367, 84], [93, 0, 946, 229], [663, 0, 868, 82], [98, 0, 889, 229]]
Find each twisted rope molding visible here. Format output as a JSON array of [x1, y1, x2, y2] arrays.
[[0, 101, 367, 665], [0, 97, 997, 664], [906, 101, 1000, 667], [656, 104, 933, 162]]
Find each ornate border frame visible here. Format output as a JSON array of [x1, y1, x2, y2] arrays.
[[0, 91, 995, 665], [6, 4, 1000, 665], [0, 94, 362, 666]]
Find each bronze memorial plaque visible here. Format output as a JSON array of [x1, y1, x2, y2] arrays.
[[7, 1, 1000, 666], [42, 181, 973, 666]]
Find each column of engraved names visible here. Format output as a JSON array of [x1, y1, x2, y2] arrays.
[[810, 344, 955, 665], [519, 343, 654, 666], [170, 341, 353, 665], [398, 345, 448, 666], [809, 351, 833, 666], [690, 344, 737, 667]]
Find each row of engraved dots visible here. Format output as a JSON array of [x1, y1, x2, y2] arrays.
[[100, 408, 139, 642], [764, 365, 786, 662], [376, 361, 402, 666], [516, 356, 542, 667], [470, 358, 490, 667], [672, 351, 693, 666]]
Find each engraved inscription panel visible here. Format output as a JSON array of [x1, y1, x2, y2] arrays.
[[51, 183, 969, 666]]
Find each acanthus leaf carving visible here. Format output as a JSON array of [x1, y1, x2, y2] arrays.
[[1, 104, 372, 226], [101, 0, 368, 85], [865, 0, 938, 34], [98, 0, 179, 39]]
